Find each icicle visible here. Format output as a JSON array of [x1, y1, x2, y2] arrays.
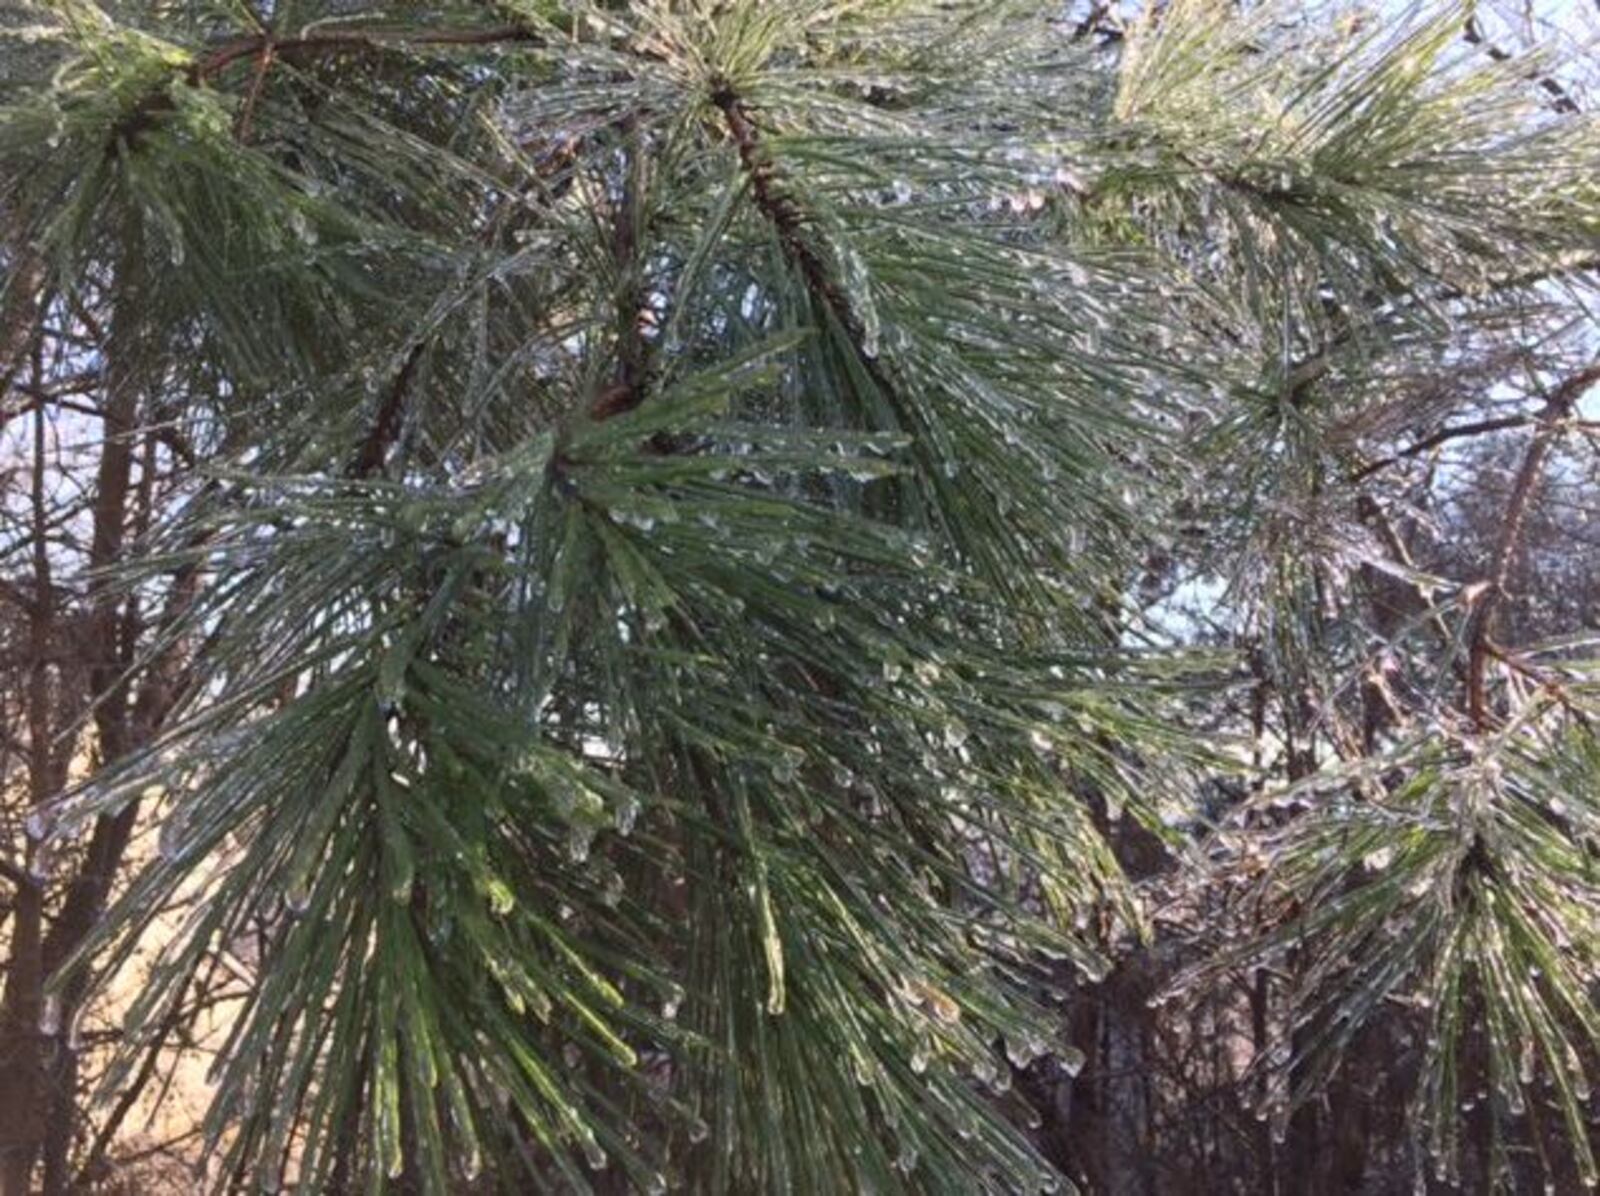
[[282, 883, 312, 917], [749, 868, 786, 1016], [971, 1055, 998, 1087], [613, 794, 640, 836], [481, 876, 514, 917], [158, 816, 188, 863], [852, 1052, 876, 1087], [661, 983, 684, 1021], [895, 1143, 919, 1174], [1362, 846, 1395, 871], [910, 1045, 930, 1075], [1005, 1034, 1046, 1069]]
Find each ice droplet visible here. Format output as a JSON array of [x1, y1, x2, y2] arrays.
[[158, 817, 186, 863], [23, 808, 53, 842], [38, 994, 61, 1036], [1005, 1035, 1044, 1069], [27, 842, 53, 882], [486, 878, 515, 917]]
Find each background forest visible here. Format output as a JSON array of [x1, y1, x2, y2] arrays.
[[1, 0, 1599, 1192]]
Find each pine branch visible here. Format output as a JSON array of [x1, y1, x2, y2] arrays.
[[189, 25, 543, 84], [1285, 253, 1600, 424], [109, 23, 545, 151], [711, 83, 896, 401]]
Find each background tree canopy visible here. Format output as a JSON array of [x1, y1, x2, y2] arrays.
[[0, 0, 1597, 1192]]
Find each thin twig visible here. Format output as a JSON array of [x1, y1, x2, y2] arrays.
[[109, 24, 543, 151], [1462, 16, 1580, 114], [1349, 415, 1532, 481], [190, 24, 541, 84], [232, 42, 276, 143], [1465, 362, 1600, 727], [590, 116, 655, 423]]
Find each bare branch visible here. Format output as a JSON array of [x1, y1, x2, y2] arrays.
[[1465, 362, 1600, 727]]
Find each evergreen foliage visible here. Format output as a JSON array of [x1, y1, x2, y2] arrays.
[[0, 0, 1597, 1191]]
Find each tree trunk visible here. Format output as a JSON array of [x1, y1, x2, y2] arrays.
[[0, 260, 146, 1193]]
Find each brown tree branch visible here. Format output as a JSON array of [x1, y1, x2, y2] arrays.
[[232, 42, 276, 144], [0, 251, 47, 422], [348, 341, 426, 479], [1349, 415, 1533, 482], [1462, 16, 1580, 114], [711, 83, 898, 406], [189, 24, 542, 84], [0, 347, 57, 1196], [589, 118, 655, 423], [1465, 362, 1600, 728], [109, 24, 544, 151]]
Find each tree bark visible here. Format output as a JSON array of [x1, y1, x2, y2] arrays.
[[0, 254, 168, 1193], [0, 387, 62, 1194]]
